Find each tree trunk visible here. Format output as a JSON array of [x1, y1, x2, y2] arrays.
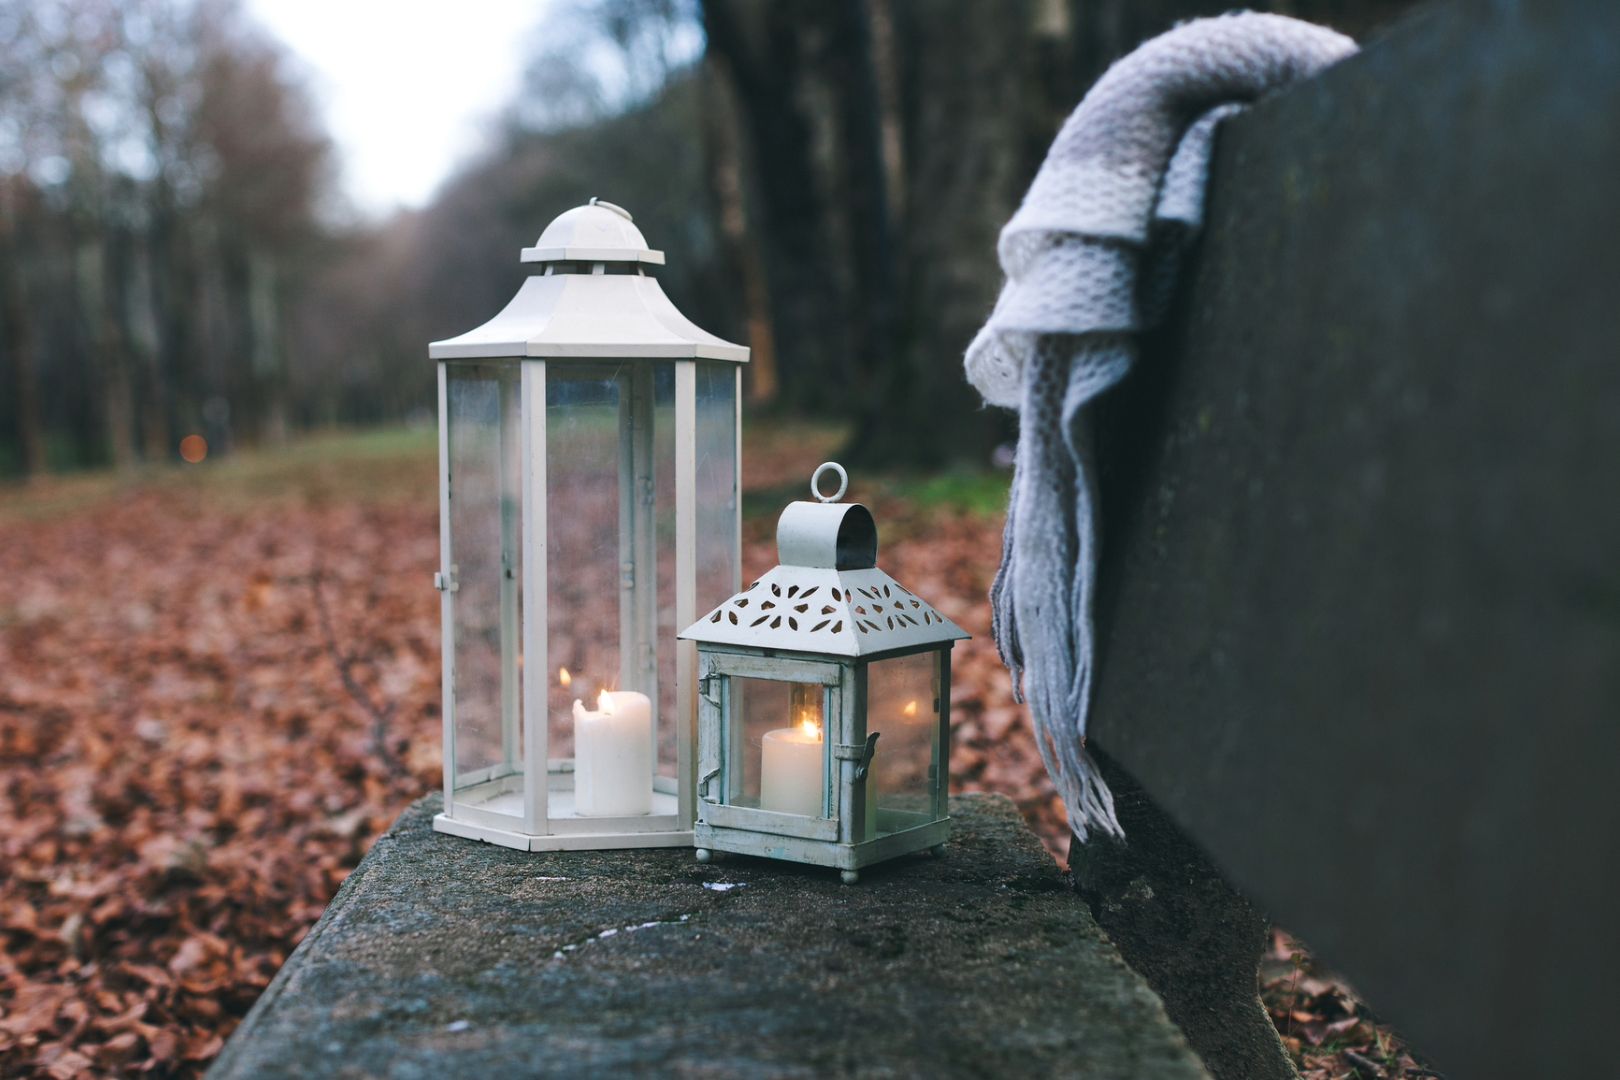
[[702, 0, 849, 414], [207, 228, 251, 455], [701, 60, 779, 405], [825, 0, 903, 460], [251, 251, 289, 448], [0, 185, 47, 479], [126, 229, 169, 462], [148, 204, 196, 461], [77, 235, 138, 472], [843, 0, 1038, 468]]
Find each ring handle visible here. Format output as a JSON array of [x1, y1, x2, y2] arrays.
[[811, 462, 849, 503]]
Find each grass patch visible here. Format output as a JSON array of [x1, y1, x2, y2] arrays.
[[0, 419, 1009, 526], [0, 426, 440, 524], [199, 427, 438, 508], [880, 468, 1011, 517]]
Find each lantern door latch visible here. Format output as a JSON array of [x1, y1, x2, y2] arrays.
[[835, 733, 881, 780], [698, 760, 721, 796]]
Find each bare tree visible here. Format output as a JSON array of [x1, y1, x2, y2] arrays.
[[0, 0, 331, 476]]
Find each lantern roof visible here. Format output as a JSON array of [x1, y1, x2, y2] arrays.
[[429, 201, 748, 363], [681, 464, 969, 658], [522, 198, 664, 265]]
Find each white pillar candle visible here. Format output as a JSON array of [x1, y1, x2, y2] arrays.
[[572, 689, 653, 816], [760, 717, 824, 816]]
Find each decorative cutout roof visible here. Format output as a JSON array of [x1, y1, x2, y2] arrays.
[[681, 464, 968, 658], [687, 566, 966, 658]]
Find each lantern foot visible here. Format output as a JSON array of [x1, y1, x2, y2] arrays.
[[930, 844, 946, 858], [695, 848, 713, 864], [840, 869, 860, 885]]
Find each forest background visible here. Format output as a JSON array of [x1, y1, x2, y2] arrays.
[[0, 0, 1416, 480]]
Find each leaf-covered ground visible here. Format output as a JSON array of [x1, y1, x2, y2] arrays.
[[0, 427, 1416, 1078]]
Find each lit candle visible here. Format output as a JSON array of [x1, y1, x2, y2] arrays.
[[760, 714, 824, 816], [572, 688, 653, 816]]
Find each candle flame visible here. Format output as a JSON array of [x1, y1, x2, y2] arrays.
[[559, 667, 572, 688], [798, 712, 822, 740], [903, 700, 919, 718], [598, 689, 615, 715]]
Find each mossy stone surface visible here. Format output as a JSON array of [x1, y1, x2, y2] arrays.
[[211, 793, 1206, 1079]]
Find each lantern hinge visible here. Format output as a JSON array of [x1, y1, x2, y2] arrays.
[[834, 733, 881, 780], [434, 570, 459, 593], [620, 561, 635, 589]]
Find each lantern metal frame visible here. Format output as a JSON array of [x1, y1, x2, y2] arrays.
[[430, 200, 746, 851], [680, 467, 968, 882]]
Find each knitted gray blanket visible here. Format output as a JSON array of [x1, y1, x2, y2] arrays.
[[964, 13, 1356, 841]]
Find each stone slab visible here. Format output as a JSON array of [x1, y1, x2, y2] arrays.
[[1088, 1, 1620, 1078], [210, 794, 1206, 1079]]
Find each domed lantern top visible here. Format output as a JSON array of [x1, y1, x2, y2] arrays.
[[683, 463, 968, 657], [428, 199, 746, 362], [520, 198, 665, 266]]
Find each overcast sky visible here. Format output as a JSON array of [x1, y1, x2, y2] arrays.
[[245, 0, 551, 218]]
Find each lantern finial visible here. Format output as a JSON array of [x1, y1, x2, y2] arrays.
[[587, 196, 633, 221], [811, 461, 848, 503]]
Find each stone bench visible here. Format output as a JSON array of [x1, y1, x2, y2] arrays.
[[209, 794, 1208, 1078], [1077, 1, 1620, 1078]]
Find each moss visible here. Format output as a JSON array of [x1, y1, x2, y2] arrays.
[[212, 794, 1208, 1079]]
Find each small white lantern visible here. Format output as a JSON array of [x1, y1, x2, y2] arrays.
[[430, 199, 747, 850], [680, 464, 968, 883]]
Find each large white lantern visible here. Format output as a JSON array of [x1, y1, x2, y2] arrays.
[[429, 199, 746, 850]]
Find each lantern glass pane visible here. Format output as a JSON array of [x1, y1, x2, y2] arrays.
[[694, 360, 739, 617], [446, 362, 524, 814], [866, 650, 941, 834], [725, 677, 830, 817], [650, 365, 677, 779], [545, 362, 677, 818]]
